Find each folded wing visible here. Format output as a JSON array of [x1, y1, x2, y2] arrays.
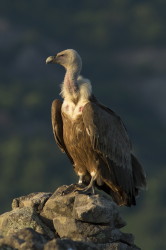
[[51, 99, 74, 164], [82, 101, 136, 205]]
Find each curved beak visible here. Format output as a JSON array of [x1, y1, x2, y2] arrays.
[[46, 55, 57, 64]]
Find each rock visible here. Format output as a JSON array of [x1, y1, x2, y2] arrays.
[[53, 216, 112, 243], [53, 216, 133, 244], [73, 193, 126, 227], [12, 192, 52, 213], [42, 185, 126, 227], [0, 185, 141, 250], [41, 185, 75, 220], [0, 228, 48, 250], [42, 185, 132, 244], [44, 238, 98, 250], [98, 242, 141, 250], [0, 207, 54, 239]]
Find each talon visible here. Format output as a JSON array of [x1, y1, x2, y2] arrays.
[[60, 183, 85, 196], [74, 175, 96, 195]]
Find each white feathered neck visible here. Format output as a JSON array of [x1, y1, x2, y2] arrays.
[[60, 75, 92, 102]]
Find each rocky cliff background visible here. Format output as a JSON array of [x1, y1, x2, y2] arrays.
[[0, 1, 165, 249]]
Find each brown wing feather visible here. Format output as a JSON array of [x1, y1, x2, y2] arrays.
[[82, 101, 131, 169], [51, 99, 74, 164], [82, 101, 135, 204]]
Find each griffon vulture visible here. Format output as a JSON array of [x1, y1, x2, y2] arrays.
[[46, 49, 146, 206]]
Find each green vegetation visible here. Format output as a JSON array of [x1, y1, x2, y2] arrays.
[[0, 1, 165, 249]]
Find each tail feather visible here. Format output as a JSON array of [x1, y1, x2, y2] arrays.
[[96, 157, 137, 206], [96, 155, 146, 207], [96, 182, 136, 207], [131, 154, 147, 192]]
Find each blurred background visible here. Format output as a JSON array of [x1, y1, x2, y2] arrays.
[[0, 1, 165, 249]]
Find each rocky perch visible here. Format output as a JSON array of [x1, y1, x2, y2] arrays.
[[0, 185, 140, 250]]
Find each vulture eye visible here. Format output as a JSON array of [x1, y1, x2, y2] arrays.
[[59, 54, 65, 57]]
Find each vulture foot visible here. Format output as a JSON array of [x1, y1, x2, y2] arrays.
[[74, 186, 95, 195], [61, 183, 85, 196], [74, 177, 96, 195]]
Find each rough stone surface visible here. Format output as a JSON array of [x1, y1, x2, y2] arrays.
[[98, 243, 141, 250], [0, 228, 48, 250], [0, 185, 141, 250], [12, 192, 52, 212], [41, 185, 75, 220], [44, 238, 98, 250], [0, 207, 54, 239], [53, 217, 133, 244], [53, 216, 113, 243], [42, 185, 125, 227], [73, 193, 126, 227]]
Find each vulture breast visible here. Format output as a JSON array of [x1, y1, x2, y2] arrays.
[[61, 103, 101, 181]]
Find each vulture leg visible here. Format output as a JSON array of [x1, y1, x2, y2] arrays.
[[78, 175, 83, 184]]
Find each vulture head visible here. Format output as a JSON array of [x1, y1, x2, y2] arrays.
[[46, 49, 82, 74]]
